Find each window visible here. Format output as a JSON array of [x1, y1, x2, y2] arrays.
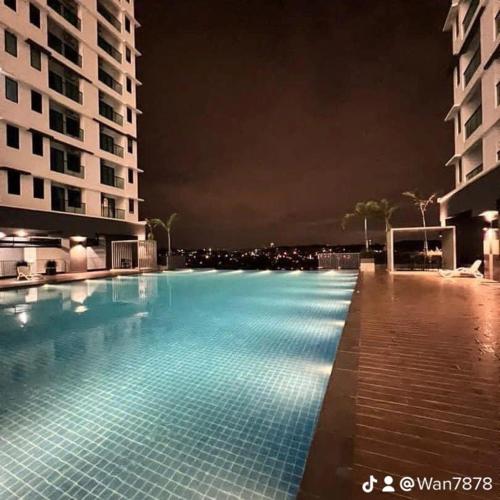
[[31, 90, 42, 113], [456, 61, 460, 86], [456, 110, 461, 134], [127, 137, 133, 153], [29, 3, 41, 27], [126, 47, 131, 63], [127, 107, 132, 123], [129, 198, 134, 213], [30, 45, 41, 70], [5, 77, 18, 103], [4, 31, 17, 56], [497, 81, 500, 106], [6, 124, 19, 148], [33, 177, 44, 199], [7, 170, 21, 195], [4, 0, 16, 12], [32, 131, 43, 156], [128, 168, 134, 183], [126, 77, 132, 93], [457, 159, 463, 184], [125, 17, 131, 32]]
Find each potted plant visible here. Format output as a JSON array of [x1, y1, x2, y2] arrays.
[[45, 260, 57, 275]]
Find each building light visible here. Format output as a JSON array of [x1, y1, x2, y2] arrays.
[[0, 232, 5, 239], [479, 210, 498, 223], [16, 230, 27, 237]]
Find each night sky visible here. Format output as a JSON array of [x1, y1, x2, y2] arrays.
[[135, 0, 453, 249]]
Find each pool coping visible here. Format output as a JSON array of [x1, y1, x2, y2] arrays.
[[298, 272, 362, 499], [0, 268, 146, 292]]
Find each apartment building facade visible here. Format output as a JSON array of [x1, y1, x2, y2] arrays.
[[441, 0, 499, 278], [0, 0, 144, 274]]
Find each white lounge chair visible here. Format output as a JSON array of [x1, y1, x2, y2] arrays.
[[16, 265, 43, 281], [439, 260, 483, 279]]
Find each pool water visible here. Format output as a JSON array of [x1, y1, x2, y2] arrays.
[[0, 270, 357, 500]]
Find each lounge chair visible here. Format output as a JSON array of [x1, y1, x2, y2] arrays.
[[439, 260, 483, 279], [16, 265, 43, 281]]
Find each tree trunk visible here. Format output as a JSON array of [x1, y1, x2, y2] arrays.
[[421, 208, 429, 256], [364, 217, 369, 251], [167, 230, 172, 257]]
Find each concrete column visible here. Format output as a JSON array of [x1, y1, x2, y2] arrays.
[[69, 237, 88, 273]]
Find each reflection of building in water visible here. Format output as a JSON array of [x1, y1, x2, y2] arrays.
[[0, 308, 143, 392], [112, 276, 158, 304]]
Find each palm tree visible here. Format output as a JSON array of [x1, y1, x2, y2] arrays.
[[148, 213, 179, 256], [145, 218, 163, 241], [402, 190, 437, 255], [377, 198, 398, 232], [342, 201, 381, 251]]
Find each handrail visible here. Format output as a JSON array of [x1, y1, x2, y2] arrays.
[[98, 67, 122, 94], [97, 2, 121, 32], [49, 71, 83, 103], [47, 0, 81, 30], [101, 206, 125, 219], [463, 0, 479, 34], [97, 34, 122, 63], [464, 106, 482, 138], [463, 48, 480, 86]]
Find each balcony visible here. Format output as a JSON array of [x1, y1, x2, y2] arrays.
[[47, 0, 81, 30], [463, 0, 479, 34], [50, 149, 84, 178], [49, 71, 82, 103], [100, 133, 124, 157], [465, 163, 483, 181], [48, 32, 82, 66], [98, 67, 122, 94], [97, 34, 122, 63], [464, 106, 482, 138], [50, 109, 84, 140], [101, 206, 125, 219], [99, 100, 123, 125], [52, 199, 86, 214], [97, 2, 121, 32], [463, 48, 480, 86], [101, 173, 124, 189]]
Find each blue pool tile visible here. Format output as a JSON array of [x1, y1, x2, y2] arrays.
[[0, 270, 356, 499]]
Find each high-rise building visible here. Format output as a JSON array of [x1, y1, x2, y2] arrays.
[[441, 0, 499, 279], [0, 0, 144, 274]]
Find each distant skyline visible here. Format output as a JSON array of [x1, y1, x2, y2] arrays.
[[136, 0, 453, 249]]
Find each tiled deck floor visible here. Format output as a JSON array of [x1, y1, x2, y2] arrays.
[[300, 272, 500, 499]]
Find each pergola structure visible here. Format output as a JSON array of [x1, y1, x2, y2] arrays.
[[387, 226, 456, 272], [111, 240, 157, 270]]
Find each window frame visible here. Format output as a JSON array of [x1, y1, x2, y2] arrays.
[[33, 177, 44, 199], [7, 170, 21, 195], [6, 124, 20, 149], [4, 30, 17, 57], [29, 3, 41, 27], [5, 76, 18, 103]]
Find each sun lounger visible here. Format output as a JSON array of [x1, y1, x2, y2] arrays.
[[439, 260, 483, 279], [16, 265, 43, 281]]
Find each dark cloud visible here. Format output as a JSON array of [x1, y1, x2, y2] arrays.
[[136, 0, 453, 248]]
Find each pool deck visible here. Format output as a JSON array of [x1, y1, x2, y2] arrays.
[[300, 271, 500, 499], [0, 268, 145, 291]]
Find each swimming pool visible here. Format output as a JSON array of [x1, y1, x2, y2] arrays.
[[0, 270, 357, 499]]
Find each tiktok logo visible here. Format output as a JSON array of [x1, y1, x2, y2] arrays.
[[362, 475, 378, 493]]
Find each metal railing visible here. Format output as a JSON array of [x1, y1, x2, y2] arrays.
[[463, 0, 479, 34], [52, 200, 86, 214], [99, 100, 123, 125], [48, 32, 82, 66], [47, 0, 81, 30], [0, 259, 68, 277], [101, 174, 124, 189], [463, 48, 480, 86], [100, 134, 124, 157], [51, 159, 85, 178], [50, 110, 84, 140], [318, 252, 360, 270], [97, 35, 122, 63], [466, 163, 483, 181], [464, 106, 482, 138], [98, 67, 122, 94], [49, 71, 82, 103], [101, 206, 125, 219], [97, 2, 121, 31]]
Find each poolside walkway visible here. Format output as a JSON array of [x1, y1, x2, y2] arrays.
[[300, 271, 500, 499], [0, 268, 145, 291]]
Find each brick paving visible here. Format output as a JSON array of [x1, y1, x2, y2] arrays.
[[300, 271, 500, 500]]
